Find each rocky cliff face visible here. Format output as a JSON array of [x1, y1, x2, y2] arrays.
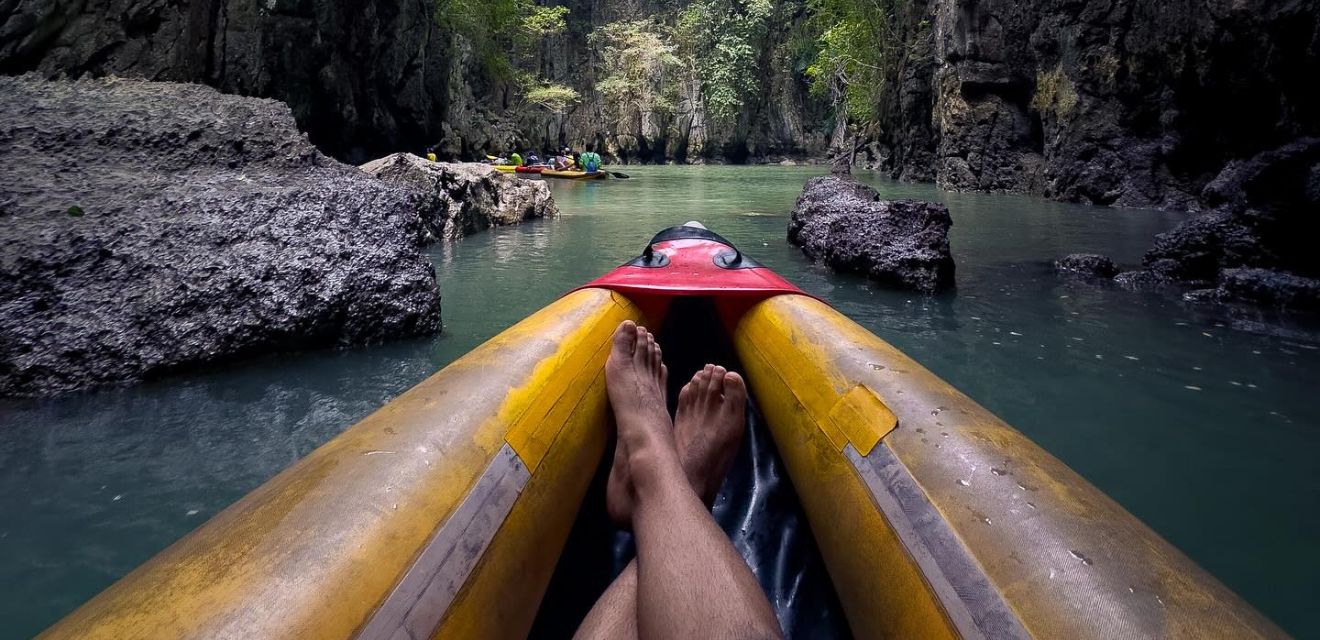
[[0, 0, 453, 163], [0, 75, 442, 397], [865, 0, 1320, 212], [0, 0, 828, 163]]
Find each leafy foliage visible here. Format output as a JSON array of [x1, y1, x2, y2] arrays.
[[523, 82, 581, 113], [804, 0, 911, 125], [590, 20, 684, 125], [674, 0, 778, 123], [434, 0, 568, 80]]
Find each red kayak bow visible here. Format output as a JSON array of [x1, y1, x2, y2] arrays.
[[581, 223, 806, 322]]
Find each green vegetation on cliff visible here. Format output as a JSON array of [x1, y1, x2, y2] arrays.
[[804, 0, 912, 126]]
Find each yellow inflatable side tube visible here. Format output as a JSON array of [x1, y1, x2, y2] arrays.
[[734, 294, 1284, 640], [41, 288, 643, 640]]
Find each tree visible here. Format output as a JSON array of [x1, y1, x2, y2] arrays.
[[591, 20, 684, 128]]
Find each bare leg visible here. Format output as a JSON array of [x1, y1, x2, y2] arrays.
[[576, 364, 748, 639], [576, 322, 780, 640]]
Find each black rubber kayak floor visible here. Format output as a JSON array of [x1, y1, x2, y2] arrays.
[[530, 298, 851, 638]]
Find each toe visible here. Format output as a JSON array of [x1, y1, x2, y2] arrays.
[[678, 380, 694, 407], [708, 365, 727, 398], [633, 327, 650, 363], [696, 366, 713, 401], [723, 371, 747, 407], [611, 320, 638, 354]]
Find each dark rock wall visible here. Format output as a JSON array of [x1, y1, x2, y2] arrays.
[[0, 0, 828, 163], [0, 0, 452, 163], [866, 0, 1320, 210]]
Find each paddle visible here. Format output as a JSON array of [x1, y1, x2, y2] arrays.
[[608, 170, 631, 179]]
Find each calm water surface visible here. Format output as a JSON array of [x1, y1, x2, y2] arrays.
[[2, 166, 1317, 637]]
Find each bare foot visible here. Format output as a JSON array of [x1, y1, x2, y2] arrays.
[[604, 321, 671, 527], [674, 365, 747, 504]]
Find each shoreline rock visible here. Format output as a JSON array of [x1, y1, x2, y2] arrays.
[[0, 75, 442, 397], [1113, 139, 1320, 310], [360, 155, 558, 244], [788, 176, 955, 292]]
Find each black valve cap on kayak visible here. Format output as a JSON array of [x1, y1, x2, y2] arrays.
[[714, 249, 741, 268], [628, 244, 670, 268]]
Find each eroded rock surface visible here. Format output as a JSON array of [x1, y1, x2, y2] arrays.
[[863, 0, 1320, 212], [360, 155, 558, 244], [1055, 254, 1118, 279], [1113, 139, 1320, 309], [0, 75, 441, 397], [789, 176, 955, 292]]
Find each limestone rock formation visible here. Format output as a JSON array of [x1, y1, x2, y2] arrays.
[[0, 0, 828, 164], [361, 155, 559, 244], [1115, 138, 1320, 309], [788, 176, 955, 292], [864, 0, 1320, 211], [0, 0, 451, 163], [1055, 254, 1119, 279], [1213, 268, 1320, 311], [0, 75, 442, 397]]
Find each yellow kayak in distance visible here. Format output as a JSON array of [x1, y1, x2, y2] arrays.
[[492, 164, 517, 173], [41, 224, 1285, 639]]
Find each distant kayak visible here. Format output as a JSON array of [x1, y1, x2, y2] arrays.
[[516, 165, 547, 174], [492, 164, 517, 173], [541, 169, 606, 180]]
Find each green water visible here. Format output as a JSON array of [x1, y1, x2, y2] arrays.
[[1, 166, 1317, 637]]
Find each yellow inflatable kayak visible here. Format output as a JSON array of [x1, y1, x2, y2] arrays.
[[492, 164, 517, 173], [43, 224, 1284, 639]]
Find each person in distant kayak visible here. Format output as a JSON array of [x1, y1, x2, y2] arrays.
[[580, 145, 602, 173], [554, 148, 576, 171], [510, 152, 524, 167], [425, 146, 438, 162], [574, 321, 783, 640], [526, 151, 541, 166]]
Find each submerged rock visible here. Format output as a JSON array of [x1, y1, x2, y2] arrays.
[[0, 75, 442, 397], [788, 176, 954, 292], [1054, 254, 1118, 279], [360, 154, 558, 244]]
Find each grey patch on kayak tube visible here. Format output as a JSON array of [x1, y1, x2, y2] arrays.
[[358, 444, 529, 640], [845, 443, 1030, 640]]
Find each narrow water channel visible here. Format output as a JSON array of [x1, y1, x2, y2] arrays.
[[1, 166, 1316, 638]]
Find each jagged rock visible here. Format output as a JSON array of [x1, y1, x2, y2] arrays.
[[0, 75, 441, 397], [788, 176, 955, 292], [0, 0, 452, 162], [1055, 254, 1118, 279], [866, 0, 1320, 212], [1114, 270, 1173, 291], [1215, 268, 1320, 311], [360, 155, 558, 244], [1123, 138, 1320, 309]]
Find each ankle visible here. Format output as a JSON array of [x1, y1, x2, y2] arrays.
[[625, 438, 684, 494]]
